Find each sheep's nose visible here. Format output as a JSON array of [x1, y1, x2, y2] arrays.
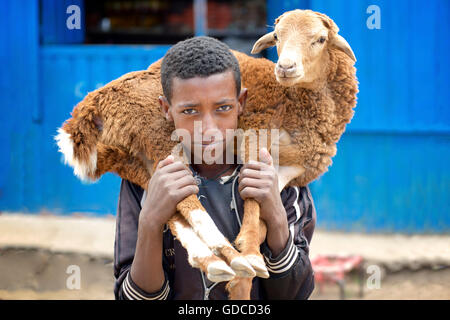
[[276, 61, 297, 77], [278, 60, 296, 70]]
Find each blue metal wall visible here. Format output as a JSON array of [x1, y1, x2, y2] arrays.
[[2, 43, 169, 215], [0, 0, 169, 215], [0, 0, 448, 232], [38, 45, 170, 215], [0, 0, 41, 212]]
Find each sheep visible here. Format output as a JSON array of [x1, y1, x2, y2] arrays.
[[225, 9, 358, 298], [55, 9, 358, 300]]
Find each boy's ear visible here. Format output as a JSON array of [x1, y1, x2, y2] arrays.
[[238, 88, 248, 116], [159, 96, 173, 121]]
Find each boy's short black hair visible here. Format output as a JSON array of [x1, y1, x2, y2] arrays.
[[161, 36, 241, 103]]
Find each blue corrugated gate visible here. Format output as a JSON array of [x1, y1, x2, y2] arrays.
[[0, 0, 449, 232], [39, 45, 170, 215]]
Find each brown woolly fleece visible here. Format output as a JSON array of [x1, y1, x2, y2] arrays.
[[58, 9, 359, 192], [58, 45, 357, 191]]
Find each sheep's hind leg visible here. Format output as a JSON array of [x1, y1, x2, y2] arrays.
[[168, 213, 235, 282], [176, 194, 256, 278], [226, 277, 253, 300]]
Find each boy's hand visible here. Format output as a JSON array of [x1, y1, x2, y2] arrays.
[[140, 155, 199, 232], [238, 148, 290, 256], [238, 148, 286, 227]]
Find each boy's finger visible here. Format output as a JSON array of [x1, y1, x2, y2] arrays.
[[167, 168, 194, 182], [238, 177, 265, 193], [162, 160, 191, 174], [173, 174, 198, 189], [245, 160, 270, 171], [239, 167, 263, 182], [176, 184, 199, 201], [239, 186, 259, 200], [156, 155, 175, 170]]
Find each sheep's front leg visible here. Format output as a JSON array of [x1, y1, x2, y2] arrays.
[[234, 201, 270, 279], [227, 219, 267, 299], [168, 213, 237, 282], [176, 195, 256, 278]]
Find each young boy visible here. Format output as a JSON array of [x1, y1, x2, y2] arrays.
[[113, 36, 316, 300]]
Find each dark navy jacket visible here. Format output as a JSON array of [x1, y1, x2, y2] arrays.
[[114, 164, 316, 300]]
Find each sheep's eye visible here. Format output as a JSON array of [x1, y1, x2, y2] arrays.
[[317, 37, 326, 44], [273, 33, 278, 41]]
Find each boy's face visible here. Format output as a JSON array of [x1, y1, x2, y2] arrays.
[[159, 70, 247, 164]]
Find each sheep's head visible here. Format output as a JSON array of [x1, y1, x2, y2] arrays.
[[252, 9, 356, 87]]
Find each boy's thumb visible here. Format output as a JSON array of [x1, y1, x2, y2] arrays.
[[259, 148, 273, 166]]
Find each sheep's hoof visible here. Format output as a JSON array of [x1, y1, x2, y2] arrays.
[[245, 254, 269, 279], [234, 238, 245, 252], [207, 261, 236, 283], [230, 256, 256, 278]]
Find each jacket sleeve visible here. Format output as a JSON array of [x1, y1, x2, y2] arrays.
[[259, 185, 316, 300], [113, 179, 171, 300]]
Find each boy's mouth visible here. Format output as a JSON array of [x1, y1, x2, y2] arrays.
[[194, 140, 225, 150], [194, 140, 225, 148]]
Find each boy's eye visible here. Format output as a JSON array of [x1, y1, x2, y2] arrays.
[[182, 108, 198, 115], [217, 105, 232, 111]]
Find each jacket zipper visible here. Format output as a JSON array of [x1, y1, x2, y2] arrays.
[[231, 173, 242, 227], [200, 270, 219, 300], [199, 168, 241, 300]]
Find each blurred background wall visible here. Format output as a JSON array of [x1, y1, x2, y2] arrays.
[[0, 0, 448, 233]]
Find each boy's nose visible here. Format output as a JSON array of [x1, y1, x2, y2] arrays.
[[201, 114, 219, 132], [197, 116, 221, 142]]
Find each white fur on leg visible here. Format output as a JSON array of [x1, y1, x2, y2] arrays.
[[189, 209, 231, 250], [172, 219, 214, 264], [277, 165, 305, 191], [172, 220, 235, 282], [54, 128, 97, 181], [188, 209, 256, 278]]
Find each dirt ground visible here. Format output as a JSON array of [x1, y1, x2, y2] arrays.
[[310, 266, 450, 300], [0, 213, 448, 300], [0, 247, 448, 300], [0, 248, 114, 300]]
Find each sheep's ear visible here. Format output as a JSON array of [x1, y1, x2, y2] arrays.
[[314, 11, 339, 33], [274, 12, 287, 25], [331, 34, 357, 62], [251, 31, 276, 54]]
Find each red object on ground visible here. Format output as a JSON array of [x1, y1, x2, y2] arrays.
[[311, 254, 364, 299]]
